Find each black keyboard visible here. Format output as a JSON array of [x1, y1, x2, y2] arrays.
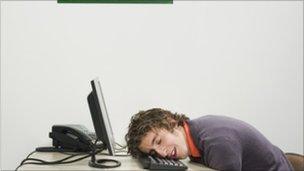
[[138, 155, 188, 170]]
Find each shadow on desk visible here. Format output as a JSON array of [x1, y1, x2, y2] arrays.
[[186, 160, 216, 171]]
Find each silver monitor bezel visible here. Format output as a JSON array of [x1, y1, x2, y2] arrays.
[[92, 78, 116, 155]]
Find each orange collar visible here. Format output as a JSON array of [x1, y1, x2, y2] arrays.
[[183, 121, 201, 158]]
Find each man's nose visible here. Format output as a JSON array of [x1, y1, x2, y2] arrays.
[[155, 148, 167, 158]]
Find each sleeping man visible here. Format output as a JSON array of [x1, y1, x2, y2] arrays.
[[125, 108, 293, 171]]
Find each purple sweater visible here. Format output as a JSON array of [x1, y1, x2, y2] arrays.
[[188, 115, 293, 171]]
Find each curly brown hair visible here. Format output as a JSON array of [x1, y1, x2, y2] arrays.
[[125, 108, 189, 158]]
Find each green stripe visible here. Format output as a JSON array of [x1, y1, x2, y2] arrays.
[[58, 0, 172, 3]]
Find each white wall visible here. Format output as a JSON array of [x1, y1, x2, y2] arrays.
[[1, 1, 303, 170]]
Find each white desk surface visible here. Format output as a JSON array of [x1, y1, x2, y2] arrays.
[[18, 152, 215, 170]]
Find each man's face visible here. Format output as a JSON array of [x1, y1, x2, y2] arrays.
[[138, 127, 189, 159]]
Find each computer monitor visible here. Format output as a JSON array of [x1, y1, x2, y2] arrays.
[[87, 78, 115, 156]]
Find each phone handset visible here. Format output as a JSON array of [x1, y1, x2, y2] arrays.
[[49, 124, 95, 152]]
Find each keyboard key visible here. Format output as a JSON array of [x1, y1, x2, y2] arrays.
[[165, 159, 173, 165], [154, 157, 163, 164], [148, 156, 157, 164]]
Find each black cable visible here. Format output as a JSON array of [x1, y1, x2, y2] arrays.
[[115, 142, 127, 150], [22, 152, 86, 165], [28, 150, 102, 165], [15, 150, 36, 171], [89, 158, 121, 168], [16, 140, 103, 171], [26, 151, 37, 158], [36, 146, 82, 152], [16, 140, 124, 170], [58, 151, 89, 155], [88, 140, 121, 168], [115, 142, 125, 148], [16, 148, 104, 171], [114, 143, 130, 156]]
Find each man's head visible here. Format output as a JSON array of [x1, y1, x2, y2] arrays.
[[125, 108, 190, 159]]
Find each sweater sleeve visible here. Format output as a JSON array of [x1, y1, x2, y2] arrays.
[[203, 136, 242, 171]]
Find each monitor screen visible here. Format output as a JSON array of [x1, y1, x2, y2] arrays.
[[87, 78, 115, 156]]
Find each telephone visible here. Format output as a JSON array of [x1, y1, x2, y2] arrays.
[[49, 124, 97, 152]]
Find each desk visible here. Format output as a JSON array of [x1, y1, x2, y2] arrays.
[[18, 152, 215, 170]]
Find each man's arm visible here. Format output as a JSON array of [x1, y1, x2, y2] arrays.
[[203, 136, 242, 171]]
